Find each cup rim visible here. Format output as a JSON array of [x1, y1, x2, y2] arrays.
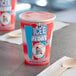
[[19, 11, 56, 22]]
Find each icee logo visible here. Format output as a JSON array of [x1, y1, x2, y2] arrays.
[[0, 0, 10, 6], [32, 43, 45, 58], [32, 25, 47, 41]]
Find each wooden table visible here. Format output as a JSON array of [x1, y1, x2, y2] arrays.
[[0, 22, 76, 76]]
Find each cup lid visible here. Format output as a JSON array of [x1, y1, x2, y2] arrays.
[[19, 11, 56, 22]]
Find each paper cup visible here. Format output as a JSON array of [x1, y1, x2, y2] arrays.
[[0, 0, 17, 31], [20, 11, 56, 65]]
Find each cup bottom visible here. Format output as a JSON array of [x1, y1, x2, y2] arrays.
[[24, 60, 49, 66], [0, 25, 15, 31]]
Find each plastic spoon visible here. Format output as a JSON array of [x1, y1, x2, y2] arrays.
[[50, 58, 76, 76], [7, 32, 21, 38]]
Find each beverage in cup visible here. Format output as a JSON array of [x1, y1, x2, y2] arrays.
[[19, 12, 56, 65], [0, 0, 17, 31]]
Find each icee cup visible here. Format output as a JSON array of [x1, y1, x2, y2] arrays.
[[19, 11, 56, 65], [0, 0, 17, 31]]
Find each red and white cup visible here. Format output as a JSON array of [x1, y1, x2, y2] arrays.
[[19, 12, 56, 65], [0, 0, 17, 31]]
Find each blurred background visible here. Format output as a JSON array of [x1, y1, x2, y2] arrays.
[[16, 0, 76, 23]]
